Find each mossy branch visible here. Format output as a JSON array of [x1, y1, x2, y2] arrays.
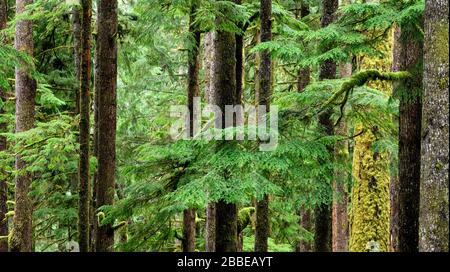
[[317, 69, 411, 114], [3, 211, 14, 221], [238, 207, 256, 234], [112, 221, 128, 231], [96, 212, 105, 227]]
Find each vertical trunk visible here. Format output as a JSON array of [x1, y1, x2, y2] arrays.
[[295, 2, 313, 253], [389, 26, 401, 252], [95, 0, 118, 252], [254, 0, 272, 253], [396, 20, 424, 252], [182, 209, 196, 252], [296, 208, 313, 252], [78, 0, 92, 253], [235, 0, 244, 105], [419, 0, 449, 252], [0, 0, 8, 253], [212, 0, 238, 251], [90, 49, 99, 252], [296, 3, 310, 93], [203, 31, 216, 252], [331, 0, 352, 249], [72, 5, 82, 116], [332, 64, 351, 252], [349, 31, 393, 252], [314, 0, 338, 253], [10, 0, 36, 253], [205, 203, 216, 252], [182, 3, 200, 252], [215, 201, 238, 252]]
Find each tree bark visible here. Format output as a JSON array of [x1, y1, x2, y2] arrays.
[[72, 5, 82, 116], [215, 201, 238, 252], [212, 0, 238, 251], [95, 0, 118, 252], [254, 0, 272, 253], [10, 0, 36, 253], [296, 3, 310, 93], [332, 64, 352, 252], [294, 2, 313, 253], [296, 208, 313, 252], [203, 31, 216, 252], [419, 0, 449, 252], [314, 0, 338, 253], [396, 19, 424, 252], [182, 209, 196, 252], [78, 0, 92, 253], [205, 203, 216, 252], [390, 26, 401, 252], [0, 0, 8, 253], [234, 0, 244, 105], [182, 3, 201, 252]]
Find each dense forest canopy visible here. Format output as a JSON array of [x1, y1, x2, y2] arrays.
[[0, 0, 448, 253]]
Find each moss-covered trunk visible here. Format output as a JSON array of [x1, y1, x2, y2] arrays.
[[95, 0, 118, 252], [419, 0, 449, 252], [349, 31, 393, 252], [10, 0, 36, 253]]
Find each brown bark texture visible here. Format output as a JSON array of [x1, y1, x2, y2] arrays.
[[10, 0, 36, 253], [78, 0, 92, 253], [95, 0, 118, 252], [254, 0, 272, 253], [314, 0, 338, 253], [396, 20, 424, 252]]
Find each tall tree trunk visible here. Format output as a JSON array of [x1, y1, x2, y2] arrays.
[[419, 0, 449, 252], [10, 0, 36, 252], [314, 0, 338, 253], [72, 5, 82, 116], [389, 26, 401, 252], [396, 19, 424, 252], [90, 43, 100, 252], [331, 1, 352, 252], [182, 2, 200, 252], [295, 2, 313, 253], [95, 0, 118, 252], [254, 0, 272, 253], [349, 31, 393, 252], [296, 3, 310, 93], [78, 0, 92, 253], [203, 31, 216, 252], [332, 64, 352, 252], [235, 0, 244, 105], [213, 0, 238, 251], [0, 0, 8, 253]]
